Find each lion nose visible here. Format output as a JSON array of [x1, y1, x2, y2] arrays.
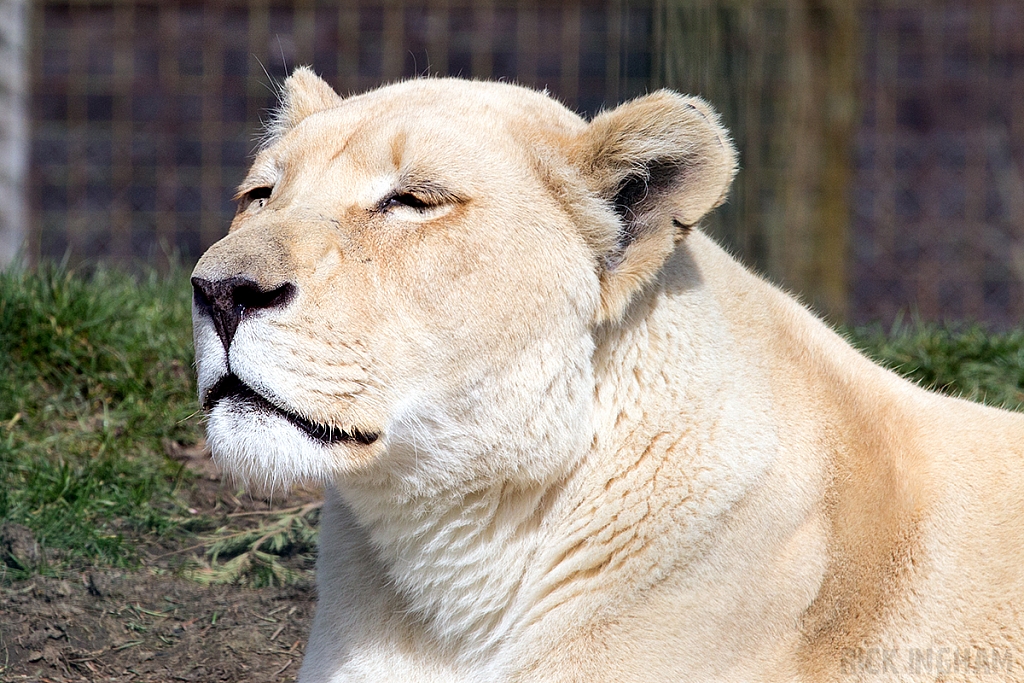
[[191, 276, 296, 350]]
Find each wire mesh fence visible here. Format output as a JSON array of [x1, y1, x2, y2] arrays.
[[26, 0, 1024, 327], [850, 0, 1024, 326], [657, 0, 1024, 327], [28, 0, 653, 266]]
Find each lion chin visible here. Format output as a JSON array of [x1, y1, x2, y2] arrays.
[[191, 68, 1024, 682], [202, 373, 378, 490]]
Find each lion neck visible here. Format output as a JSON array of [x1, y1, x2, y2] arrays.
[[332, 234, 784, 660], [501, 238, 782, 627], [337, 474, 564, 658], [334, 332, 597, 657]]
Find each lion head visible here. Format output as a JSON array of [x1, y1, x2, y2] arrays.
[[191, 68, 736, 495]]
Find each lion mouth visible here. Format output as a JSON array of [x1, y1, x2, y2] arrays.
[[203, 374, 379, 446]]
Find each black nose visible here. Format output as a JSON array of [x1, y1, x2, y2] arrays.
[[191, 276, 296, 351]]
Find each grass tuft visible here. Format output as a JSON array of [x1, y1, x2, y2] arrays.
[[0, 263, 201, 571]]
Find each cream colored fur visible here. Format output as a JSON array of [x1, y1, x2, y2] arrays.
[[191, 68, 1024, 682]]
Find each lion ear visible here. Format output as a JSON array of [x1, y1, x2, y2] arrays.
[[575, 91, 738, 322], [264, 67, 342, 145]]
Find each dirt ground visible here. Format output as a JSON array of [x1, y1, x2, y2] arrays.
[[1, 570, 315, 682], [1, 443, 322, 683]]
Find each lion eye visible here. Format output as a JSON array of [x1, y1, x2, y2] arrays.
[[237, 186, 273, 214], [381, 192, 432, 211]]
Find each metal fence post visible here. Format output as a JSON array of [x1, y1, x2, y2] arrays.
[[653, 0, 857, 322], [0, 0, 28, 268]]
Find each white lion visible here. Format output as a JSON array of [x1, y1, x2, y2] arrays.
[[191, 68, 1024, 681]]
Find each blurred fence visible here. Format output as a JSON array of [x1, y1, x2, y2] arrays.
[[28, 0, 653, 266], [851, 1, 1024, 326], [25, 0, 1024, 327]]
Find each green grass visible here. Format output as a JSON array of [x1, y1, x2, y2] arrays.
[[848, 319, 1024, 411], [0, 264, 201, 574], [1, 264, 1024, 583]]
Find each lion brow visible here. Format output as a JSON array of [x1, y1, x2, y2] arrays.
[[398, 177, 466, 205]]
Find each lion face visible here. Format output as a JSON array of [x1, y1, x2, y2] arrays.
[[192, 76, 606, 491], [192, 69, 735, 492]]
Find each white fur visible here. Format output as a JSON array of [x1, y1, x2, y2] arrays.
[[192, 74, 1024, 682], [205, 397, 333, 490]]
